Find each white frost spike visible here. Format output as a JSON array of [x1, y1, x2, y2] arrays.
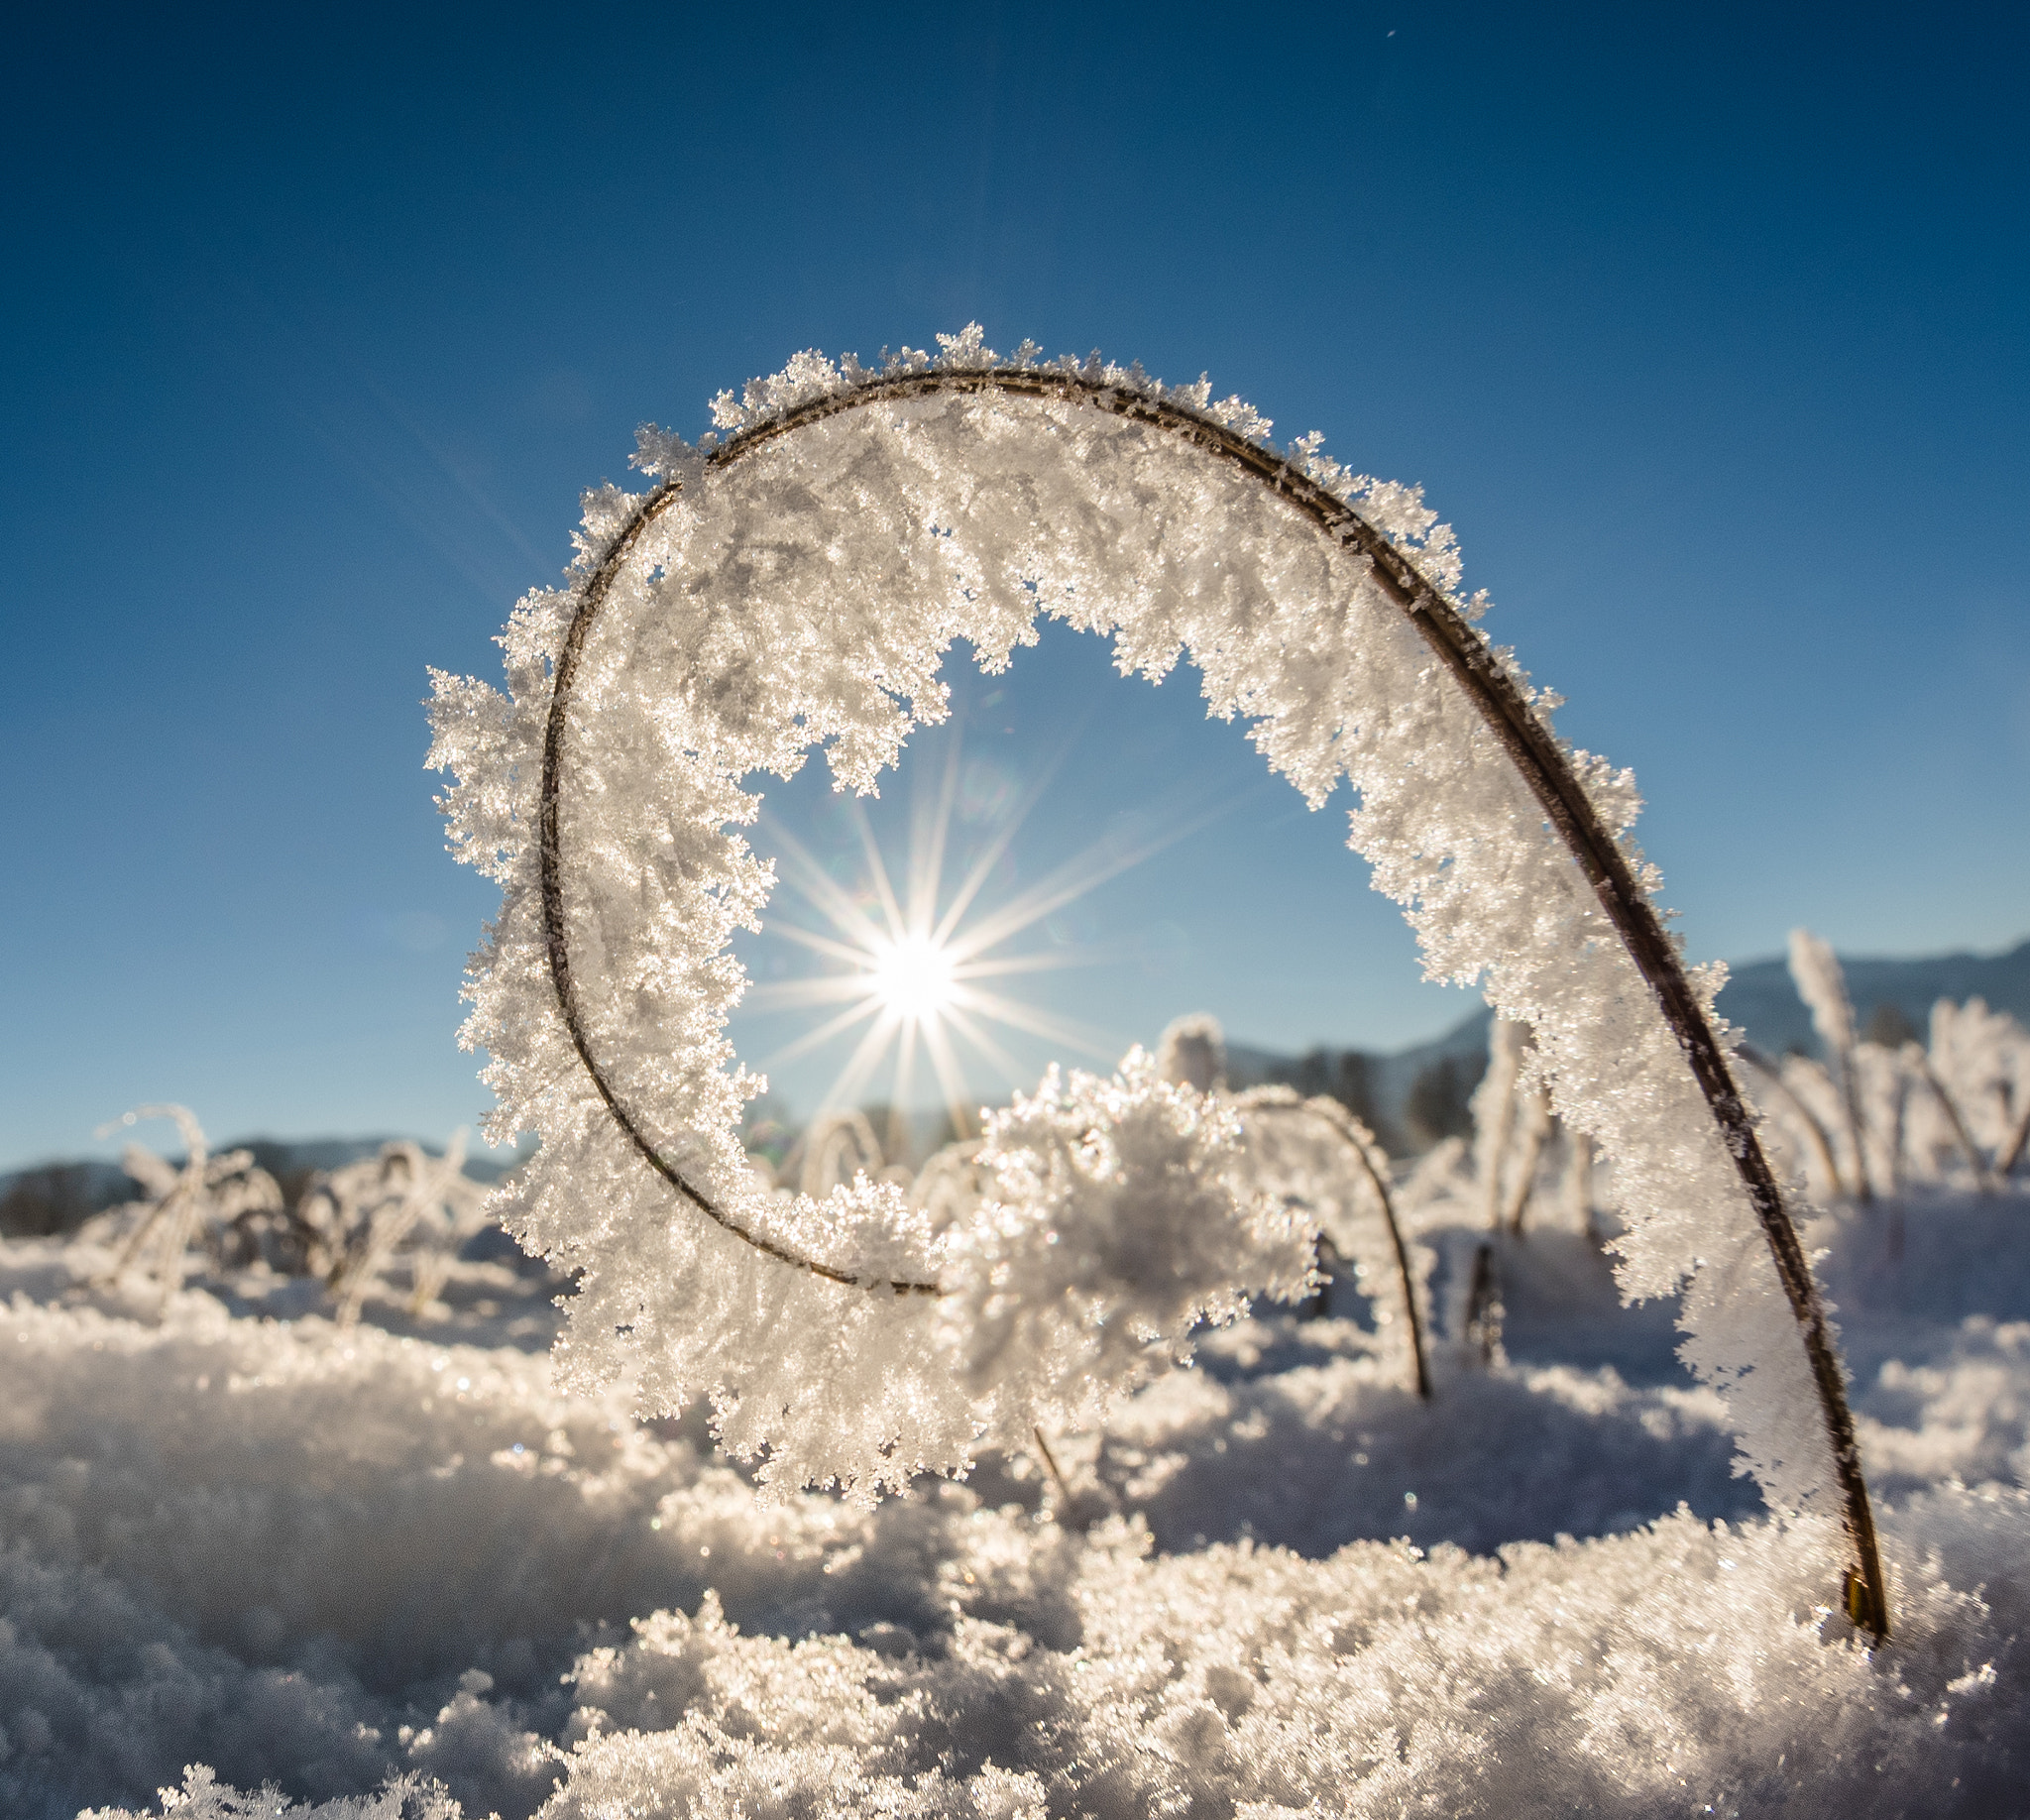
[[1472, 1015, 1528, 1230], [427, 334, 1859, 1540], [1156, 1011, 1227, 1094], [1789, 928, 1857, 1062], [1789, 929, 1871, 1200]]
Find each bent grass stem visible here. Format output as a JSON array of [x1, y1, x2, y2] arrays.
[[1908, 1044, 2001, 1195], [538, 366, 1887, 1633], [1237, 1089, 1431, 1402]]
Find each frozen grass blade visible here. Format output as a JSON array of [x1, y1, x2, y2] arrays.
[[1908, 1042, 2001, 1195], [1237, 1086, 1431, 1401], [477, 349, 1889, 1629], [1474, 1017, 1526, 1232], [1791, 931, 1873, 1202], [1503, 1086, 1552, 1237]]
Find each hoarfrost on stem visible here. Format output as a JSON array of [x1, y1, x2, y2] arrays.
[[427, 328, 1846, 1530]]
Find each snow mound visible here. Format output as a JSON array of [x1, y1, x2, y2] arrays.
[[14, 1182, 2030, 1818]]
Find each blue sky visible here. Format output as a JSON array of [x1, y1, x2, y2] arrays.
[[3, 4, 2025, 1166]]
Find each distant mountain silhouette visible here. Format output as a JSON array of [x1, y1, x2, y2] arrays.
[[8, 938, 2026, 1211], [0, 1135, 525, 1239], [1713, 938, 2030, 1057], [1229, 935, 2030, 1153]]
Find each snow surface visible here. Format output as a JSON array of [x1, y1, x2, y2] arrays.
[[8, 1168, 2027, 1818]]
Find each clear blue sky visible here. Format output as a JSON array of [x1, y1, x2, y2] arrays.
[[3, 4, 2025, 1166]]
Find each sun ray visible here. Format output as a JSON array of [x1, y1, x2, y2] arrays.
[[948, 982, 1121, 1062], [741, 974, 880, 1013], [847, 797, 907, 945], [758, 818, 890, 956], [768, 922, 881, 969], [941, 1002, 1035, 1088], [815, 1005, 906, 1121], [949, 945, 1142, 980], [919, 1014, 978, 1142], [759, 993, 884, 1071], [890, 1018, 919, 1153], [908, 730, 962, 944], [930, 718, 1089, 949], [948, 787, 1254, 965]]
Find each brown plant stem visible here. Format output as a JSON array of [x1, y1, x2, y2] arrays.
[[538, 366, 1886, 1634], [1464, 1240, 1502, 1366], [1999, 1097, 2030, 1183], [1032, 1425, 1075, 1511], [1242, 1090, 1431, 1402]]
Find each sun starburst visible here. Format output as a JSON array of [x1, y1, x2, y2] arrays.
[[737, 729, 1227, 1148]]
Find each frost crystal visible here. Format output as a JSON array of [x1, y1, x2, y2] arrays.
[[940, 1052, 1315, 1438]]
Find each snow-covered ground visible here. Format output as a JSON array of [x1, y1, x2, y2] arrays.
[[7, 1168, 2027, 1818]]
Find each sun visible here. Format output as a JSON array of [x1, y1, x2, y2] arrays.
[[870, 933, 958, 1024], [737, 725, 1232, 1143]]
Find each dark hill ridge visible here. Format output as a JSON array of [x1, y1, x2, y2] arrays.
[[1230, 935, 2030, 1153], [1710, 938, 2030, 1059], [6, 940, 2025, 1219], [0, 1136, 527, 1240]]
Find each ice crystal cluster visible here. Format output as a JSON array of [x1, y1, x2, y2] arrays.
[[428, 328, 1826, 1517], [940, 1053, 1315, 1438]]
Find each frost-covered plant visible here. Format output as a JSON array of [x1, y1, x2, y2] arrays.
[[1503, 1085, 1553, 1235], [399, 1144, 501, 1314], [1743, 1042, 1855, 1203], [1923, 997, 2029, 1188], [1477, 1023, 1550, 1234], [1231, 1083, 1430, 1398], [1745, 969, 2029, 1203], [97, 1105, 282, 1304], [1560, 1124, 1602, 1239], [428, 328, 1889, 1624], [1471, 1016, 1527, 1230], [300, 1136, 490, 1325], [1855, 1038, 1914, 1198], [1466, 1017, 1554, 1235], [938, 1051, 1315, 1441], [670, 1050, 1315, 1501], [1904, 1039, 1993, 1193]]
